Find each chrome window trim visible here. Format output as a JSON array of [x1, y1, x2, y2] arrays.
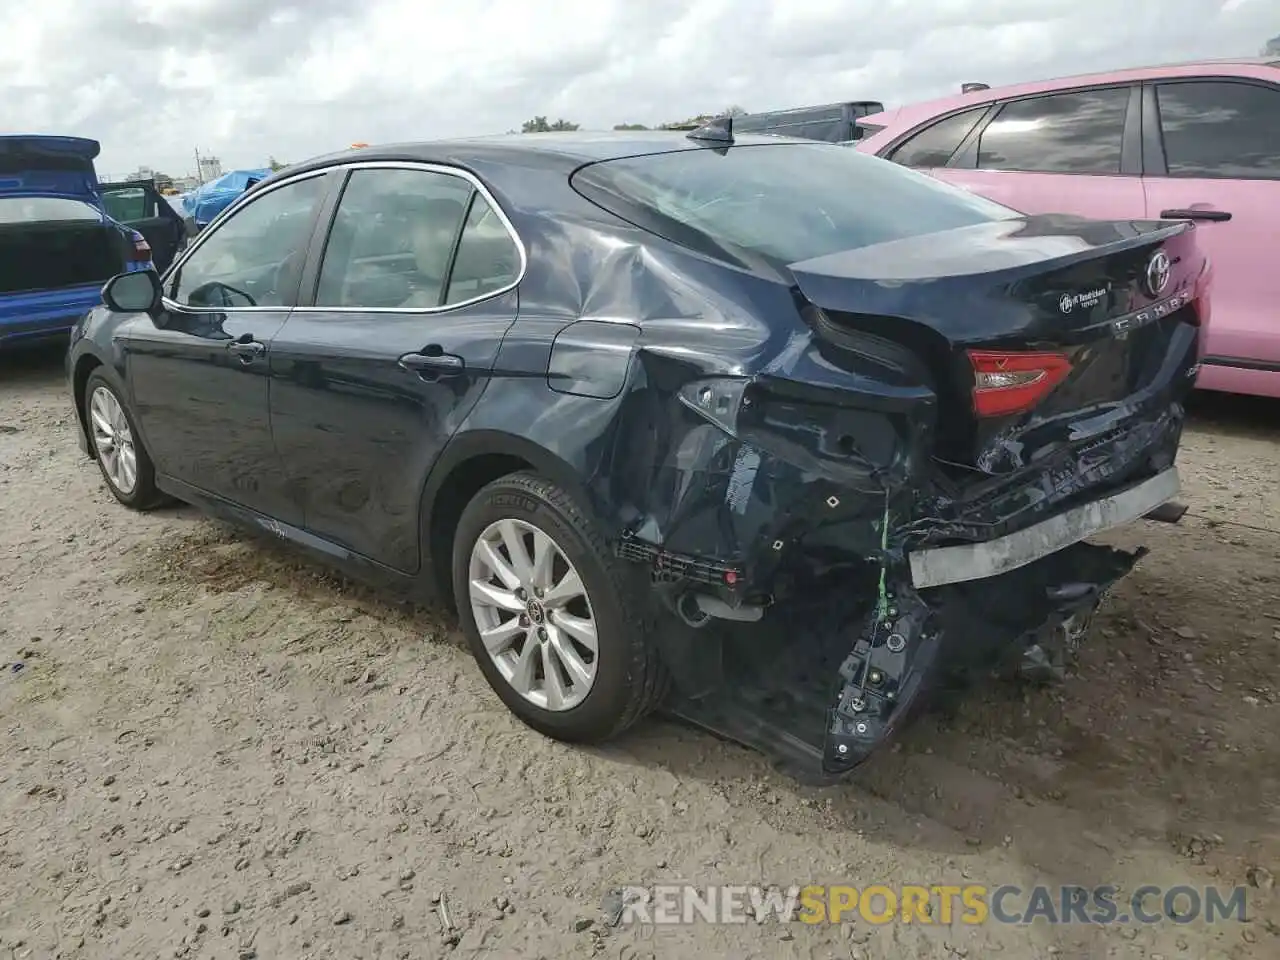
[[159, 160, 529, 316]]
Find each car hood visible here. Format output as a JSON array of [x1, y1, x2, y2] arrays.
[[0, 135, 102, 202]]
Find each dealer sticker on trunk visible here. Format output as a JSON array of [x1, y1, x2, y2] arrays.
[[1059, 287, 1108, 313]]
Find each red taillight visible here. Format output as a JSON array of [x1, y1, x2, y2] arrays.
[[967, 350, 1072, 418], [130, 237, 152, 262]]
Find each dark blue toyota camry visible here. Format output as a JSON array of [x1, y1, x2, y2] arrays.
[[65, 124, 1208, 780]]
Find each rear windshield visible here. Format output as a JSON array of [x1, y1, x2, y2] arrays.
[[571, 143, 1018, 269], [0, 196, 100, 224]]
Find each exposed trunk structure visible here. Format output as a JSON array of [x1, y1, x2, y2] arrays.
[[0, 222, 123, 295]]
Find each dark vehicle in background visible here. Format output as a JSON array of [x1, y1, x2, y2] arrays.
[[0, 136, 156, 349], [66, 130, 1206, 779], [734, 101, 886, 143], [100, 178, 189, 271]]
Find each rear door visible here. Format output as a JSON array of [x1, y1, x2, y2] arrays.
[[1139, 76, 1280, 395], [269, 162, 523, 573], [893, 85, 1148, 220], [100, 180, 186, 270]]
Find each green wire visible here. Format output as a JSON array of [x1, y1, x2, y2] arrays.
[[875, 493, 891, 622]]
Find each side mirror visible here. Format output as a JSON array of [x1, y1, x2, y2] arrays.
[[102, 270, 162, 315]]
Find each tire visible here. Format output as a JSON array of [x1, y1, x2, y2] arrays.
[[452, 471, 667, 743], [83, 370, 165, 510]]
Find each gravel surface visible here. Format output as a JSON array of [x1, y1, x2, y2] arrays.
[[2, 346, 1278, 960]]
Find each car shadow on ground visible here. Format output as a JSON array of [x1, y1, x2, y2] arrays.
[[0, 341, 68, 384], [1187, 389, 1280, 440]]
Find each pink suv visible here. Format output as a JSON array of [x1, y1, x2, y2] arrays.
[[856, 58, 1280, 399]]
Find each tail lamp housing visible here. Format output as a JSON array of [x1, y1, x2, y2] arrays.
[[967, 350, 1072, 418]]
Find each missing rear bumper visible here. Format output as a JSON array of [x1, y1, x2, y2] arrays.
[[666, 540, 1145, 783], [907, 467, 1178, 589]]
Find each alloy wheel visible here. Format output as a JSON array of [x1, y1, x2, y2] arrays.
[[89, 386, 138, 495], [468, 517, 599, 711]]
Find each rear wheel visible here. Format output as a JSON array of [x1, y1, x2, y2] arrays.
[[452, 471, 666, 742], [84, 371, 164, 510]]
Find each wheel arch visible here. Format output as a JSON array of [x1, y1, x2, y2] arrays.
[[419, 429, 609, 607], [72, 352, 108, 458]]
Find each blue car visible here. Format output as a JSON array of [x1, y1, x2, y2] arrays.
[[0, 135, 155, 349], [181, 168, 271, 232]]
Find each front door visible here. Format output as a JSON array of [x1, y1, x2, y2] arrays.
[[269, 163, 523, 572], [125, 171, 333, 523], [100, 180, 187, 271], [1140, 77, 1280, 396]]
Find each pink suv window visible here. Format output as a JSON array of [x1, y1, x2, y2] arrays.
[[975, 88, 1130, 173], [1155, 81, 1280, 179], [888, 107, 987, 168]]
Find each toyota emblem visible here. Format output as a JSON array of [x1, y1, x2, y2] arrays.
[[1144, 250, 1171, 298]]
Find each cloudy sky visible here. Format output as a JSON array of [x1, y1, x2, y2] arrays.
[[2, 0, 1275, 178]]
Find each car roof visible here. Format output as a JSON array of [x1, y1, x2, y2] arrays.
[[874, 57, 1279, 129], [275, 130, 817, 181]]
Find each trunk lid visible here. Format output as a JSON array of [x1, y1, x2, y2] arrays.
[[788, 213, 1202, 476], [0, 136, 103, 202]]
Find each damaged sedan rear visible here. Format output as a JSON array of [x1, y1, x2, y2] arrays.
[[67, 129, 1209, 782]]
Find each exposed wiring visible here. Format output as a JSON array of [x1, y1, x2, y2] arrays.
[[874, 490, 891, 622]]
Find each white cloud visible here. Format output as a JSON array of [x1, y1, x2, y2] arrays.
[[0, 0, 1272, 178]]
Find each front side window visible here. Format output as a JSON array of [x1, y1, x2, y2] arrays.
[[315, 168, 473, 309], [889, 108, 987, 168], [169, 174, 326, 309], [977, 87, 1131, 174], [571, 142, 1019, 269], [1156, 80, 1280, 178]]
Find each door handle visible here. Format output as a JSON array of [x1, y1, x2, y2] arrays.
[[227, 339, 266, 363], [399, 349, 465, 379], [1160, 208, 1232, 222]]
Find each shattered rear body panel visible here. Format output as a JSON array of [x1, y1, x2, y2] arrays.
[[485, 164, 1204, 778]]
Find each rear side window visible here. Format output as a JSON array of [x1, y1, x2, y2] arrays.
[[977, 88, 1130, 173], [571, 143, 1019, 269], [888, 108, 986, 168], [314, 167, 522, 310], [101, 187, 152, 222], [316, 168, 473, 309], [1155, 81, 1280, 178], [444, 195, 522, 305]]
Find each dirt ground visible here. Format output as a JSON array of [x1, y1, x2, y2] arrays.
[[1, 345, 1278, 960]]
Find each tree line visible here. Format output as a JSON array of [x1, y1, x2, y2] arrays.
[[518, 106, 747, 134]]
